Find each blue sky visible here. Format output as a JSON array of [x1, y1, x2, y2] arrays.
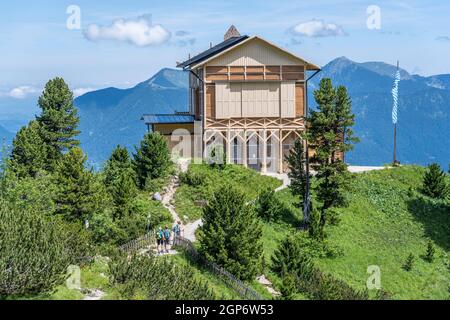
[[1, 0, 450, 99]]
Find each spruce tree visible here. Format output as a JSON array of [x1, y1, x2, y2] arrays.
[[271, 235, 313, 277], [9, 121, 48, 178], [53, 147, 109, 222], [280, 272, 297, 300], [286, 138, 309, 224], [111, 169, 138, 220], [256, 188, 283, 222], [36, 78, 80, 168], [104, 145, 134, 189], [422, 163, 448, 199], [133, 132, 171, 189], [307, 79, 358, 239], [198, 184, 263, 281]]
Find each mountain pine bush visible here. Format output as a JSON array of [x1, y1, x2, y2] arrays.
[[0, 201, 91, 297], [403, 253, 415, 271], [425, 240, 435, 263], [109, 253, 215, 300]]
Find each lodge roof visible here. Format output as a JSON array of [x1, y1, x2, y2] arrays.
[[177, 31, 320, 71], [141, 114, 195, 125], [177, 35, 249, 69]]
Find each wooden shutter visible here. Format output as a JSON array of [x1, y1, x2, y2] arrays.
[[295, 83, 305, 117], [206, 85, 215, 119], [281, 82, 296, 118]]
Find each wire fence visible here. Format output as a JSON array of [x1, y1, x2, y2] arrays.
[[119, 231, 155, 253], [119, 231, 265, 300], [173, 235, 264, 301]]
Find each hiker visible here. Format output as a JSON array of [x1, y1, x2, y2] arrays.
[[163, 225, 171, 253], [156, 226, 164, 254], [172, 221, 183, 244]]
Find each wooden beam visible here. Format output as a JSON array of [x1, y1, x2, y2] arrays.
[[261, 129, 267, 173]]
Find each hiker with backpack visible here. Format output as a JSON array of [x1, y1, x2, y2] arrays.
[[156, 226, 164, 254], [172, 221, 183, 244], [163, 225, 171, 253]]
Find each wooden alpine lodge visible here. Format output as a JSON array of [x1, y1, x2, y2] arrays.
[[143, 26, 321, 173]]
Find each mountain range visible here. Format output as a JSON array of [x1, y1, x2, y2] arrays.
[[311, 57, 449, 167], [0, 57, 448, 168]]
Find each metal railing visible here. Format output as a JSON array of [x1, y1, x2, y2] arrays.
[[173, 235, 264, 300]]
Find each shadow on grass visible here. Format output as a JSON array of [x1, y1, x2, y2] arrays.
[[279, 201, 303, 228], [407, 196, 450, 251]]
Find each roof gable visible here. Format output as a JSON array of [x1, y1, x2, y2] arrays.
[[177, 36, 249, 69], [192, 37, 320, 70]]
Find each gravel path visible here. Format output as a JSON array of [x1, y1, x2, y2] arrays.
[[161, 158, 202, 242]]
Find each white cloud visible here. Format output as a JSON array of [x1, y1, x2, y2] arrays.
[[292, 19, 346, 38], [8, 86, 39, 99], [73, 87, 96, 98], [84, 15, 171, 47]]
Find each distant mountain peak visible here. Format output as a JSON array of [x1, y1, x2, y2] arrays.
[[324, 57, 412, 80], [139, 68, 188, 90], [323, 56, 358, 74], [359, 61, 411, 79]]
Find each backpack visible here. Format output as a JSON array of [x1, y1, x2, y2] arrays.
[[164, 229, 170, 240], [173, 224, 180, 234], [156, 230, 163, 240]]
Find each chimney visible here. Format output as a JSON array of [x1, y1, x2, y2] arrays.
[[224, 25, 241, 41]]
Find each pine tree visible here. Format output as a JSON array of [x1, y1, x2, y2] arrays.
[[133, 132, 171, 189], [53, 147, 109, 222], [198, 184, 263, 281], [425, 240, 435, 263], [111, 169, 138, 220], [9, 121, 48, 178], [422, 163, 448, 199], [286, 138, 309, 224], [307, 79, 358, 239], [36, 78, 80, 168], [104, 145, 134, 188]]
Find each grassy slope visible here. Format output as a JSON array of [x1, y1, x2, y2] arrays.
[[315, 166, 449, 299], [174, 164, 282, 222], [47, 166, 447, 300], [260, 166, 449, 300]]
